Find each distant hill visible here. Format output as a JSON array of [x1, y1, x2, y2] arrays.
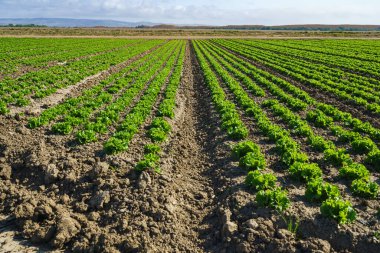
[[221, 24, 380, 31], [0, 18, 158, 28]]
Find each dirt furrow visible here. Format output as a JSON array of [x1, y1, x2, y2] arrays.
[[147, 41, 219, 251]]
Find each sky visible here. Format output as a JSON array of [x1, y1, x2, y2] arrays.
[[0, 0, 379, 25]]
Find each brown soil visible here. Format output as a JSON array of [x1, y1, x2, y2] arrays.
[[0, 215, 60, 252], [1, 41, 380, 253]]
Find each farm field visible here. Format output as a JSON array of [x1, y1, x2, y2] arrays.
[[0, 38, 380, 252]]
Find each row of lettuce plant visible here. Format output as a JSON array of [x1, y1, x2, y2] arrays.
[[75, 41, 181, 144], [1, 39, 139, 78], [196, 40, 356, 224], [49, 41, 179, 143], [209, 40, 380, 162], [27, 41, 173, 129], [202, 40, 379, 200], [249, 41, 380, 94], [194, 40, 291, 213], [135, 42, 186, 173], [0, 40, 163, 112], [103, 41, 183, 154]]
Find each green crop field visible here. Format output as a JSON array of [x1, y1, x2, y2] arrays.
[[0, 38, 379, 252]]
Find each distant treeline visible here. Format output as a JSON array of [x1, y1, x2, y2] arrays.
[[223, 26, 380, 31], [138, 24, 380, 32], [0, 24, 47, 27]]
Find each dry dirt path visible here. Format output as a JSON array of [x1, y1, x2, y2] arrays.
[[143, 40, 221, 251]]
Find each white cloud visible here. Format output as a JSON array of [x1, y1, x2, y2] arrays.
[[0, 0, 378, 25]]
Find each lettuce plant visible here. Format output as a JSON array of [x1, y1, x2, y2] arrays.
[[339, 163, 370, 181], [232, 140, 260, 160], [351, 179, 379, 199], [239, 152, 266, 171], [256, 187, 290, 212], [306, 179, 340, 202], [245, 170, 276, 191], [320, 198, 356, 224], [289, 162, 322, 182]]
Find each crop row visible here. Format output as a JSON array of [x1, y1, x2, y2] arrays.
[[209, 40, 380, 148], [135, 42, 186, 173], [0, 39, 138, 77], [203, 40, 380, 191], [104, 41, 185, 154], [246, 39, 380, 79], [213, 39, 380, 115], [28, 41, 181, 152], [226, 40, 380, 94], [195, 39, 380, 224], [0, 40, 164, 114], [193, 41, 293, 212], [205, 40, 380, 168]]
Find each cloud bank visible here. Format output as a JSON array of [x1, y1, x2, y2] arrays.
[[0, 0, 378, 25]]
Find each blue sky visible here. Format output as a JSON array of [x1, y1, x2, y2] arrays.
[[0, 0, 379, 25]]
